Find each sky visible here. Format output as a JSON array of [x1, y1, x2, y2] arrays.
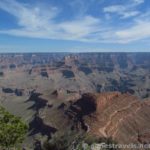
[[0, 0, 150, 52]]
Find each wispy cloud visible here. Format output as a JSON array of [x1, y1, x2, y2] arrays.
[[103, 3, 140, 19], [0, 0, 102, 41], [133, 0, 145, 4], [103, 0, 145, 19], [0, 0, 150, 44], [0, 0, 58, 29], [116, 20, 150, 43]]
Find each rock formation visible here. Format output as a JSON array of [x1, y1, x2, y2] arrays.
[[65, 92, 150, 147]]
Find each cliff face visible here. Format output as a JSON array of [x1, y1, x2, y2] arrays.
[[0, 53, 149, 148], [66, 92, 150, 145], [0, 53, 150, 98]]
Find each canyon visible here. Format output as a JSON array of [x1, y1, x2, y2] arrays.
[[0, 53, 149, 149]]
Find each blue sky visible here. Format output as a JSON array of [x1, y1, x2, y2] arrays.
[[0, 0, 150, 52]]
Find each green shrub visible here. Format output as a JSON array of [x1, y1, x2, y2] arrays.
[[0, 106, 28, 149]]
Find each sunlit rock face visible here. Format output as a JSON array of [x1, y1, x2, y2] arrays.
[[64, 92, 150, 147]]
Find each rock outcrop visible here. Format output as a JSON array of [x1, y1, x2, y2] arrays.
[[66, 92, 150, 147]]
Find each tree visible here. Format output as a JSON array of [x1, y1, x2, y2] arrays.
[[0, 106, 28, 149]]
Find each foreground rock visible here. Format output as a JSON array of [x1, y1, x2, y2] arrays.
[[66, 92, 150, 148]]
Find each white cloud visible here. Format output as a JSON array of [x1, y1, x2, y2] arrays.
[[116, 20, 150, 42], [0, 0, 102, 41], [103, 5, 125, 13], [103, 4, 140, 19], [0, 0, 149, 45], [121, 11, 140, 18], [0, 15, 101, 41], [59, 16, 100, 38], [0, 0, 58, 30], [133, 0, 144, 4], [103, 0, 144, 19]]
